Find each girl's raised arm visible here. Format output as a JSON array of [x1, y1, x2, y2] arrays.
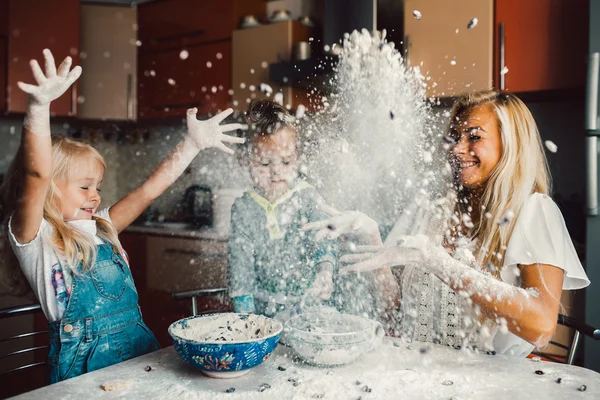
[[11, 49, 81, 244], [108, 108, 244, 233]]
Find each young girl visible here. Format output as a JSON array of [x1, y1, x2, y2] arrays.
[[0, 49, 244, 382], [308, 90, 590, 356]]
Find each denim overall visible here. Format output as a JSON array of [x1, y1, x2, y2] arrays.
[[47, 242, 159, 383]]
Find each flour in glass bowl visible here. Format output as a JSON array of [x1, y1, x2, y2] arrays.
[[170, 313, 281, 343]]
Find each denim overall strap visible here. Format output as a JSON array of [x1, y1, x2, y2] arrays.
[[48, 243, 159, 383]]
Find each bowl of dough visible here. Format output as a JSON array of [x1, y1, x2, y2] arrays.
[[169, 313, 283, 378], [284, 309, 384, 366]]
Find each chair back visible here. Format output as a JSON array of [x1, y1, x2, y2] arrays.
[[0, 303, 49, 398]]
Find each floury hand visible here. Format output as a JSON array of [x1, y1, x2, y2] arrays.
[[339, 234, 431, 274], [186, 108, 245, 154], [18, 49, 82, 136], [18, 49, 81, 105], [305, 263, 334, 301], [302, 204, 382, 245]]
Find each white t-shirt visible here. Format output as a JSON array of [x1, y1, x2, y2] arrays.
[[8, 208, 117, 322], [387, 192, 590, 356]]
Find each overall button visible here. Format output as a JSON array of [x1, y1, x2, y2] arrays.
[[63, 324, 74, 333]]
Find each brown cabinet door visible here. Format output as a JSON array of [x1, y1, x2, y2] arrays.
[[138, 0, 265, 53], [78, 5, 137, 121], [7, 0, 80, 115], [404, 0, 494, 98], [495, 0, 588, 92], [138, 41, 231, 118], [231, 21, 312, 111], [0, 0, 6, 111], [0, 36, 6, 111]]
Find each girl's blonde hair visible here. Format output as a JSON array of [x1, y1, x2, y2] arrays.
[[0, 136, 123, 296], [449, 90, 551, 271]]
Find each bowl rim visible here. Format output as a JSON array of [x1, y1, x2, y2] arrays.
[[168, 312, 283, 345], [284, 311, 377, 339]]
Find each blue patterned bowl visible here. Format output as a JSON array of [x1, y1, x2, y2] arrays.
[[168, 313, 283, 378]]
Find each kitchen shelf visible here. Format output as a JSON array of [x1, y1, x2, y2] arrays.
[[268, 55, 338, 90]]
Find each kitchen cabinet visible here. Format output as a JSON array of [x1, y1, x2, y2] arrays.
[[78, 4, 137, 120], [146, 235, 227, 293], [403, 0, 494, 98], [6, 0, 80, 115], [232, 20, 312, 111], [137, 0, 265, 118], [494, 0, 588, 93], [0, 0, 7, 111], [404, 0, 588, 97], [138, 41, 231, 118], [138, 0, 265, 53], [120, 231, 230, 347]]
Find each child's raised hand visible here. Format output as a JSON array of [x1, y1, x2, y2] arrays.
[[302, 204, 382, 245], [338, 234, 432, 275], [186, 108, 245, 155], [306, 263, 334, 301], [17, 49, 82, 105]]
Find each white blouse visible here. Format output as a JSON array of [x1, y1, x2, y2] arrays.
[[387, 193, 590, 356], [493, 193, 589, 356]]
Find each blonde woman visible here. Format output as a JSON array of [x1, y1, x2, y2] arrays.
[[306, 90, 590, 356], [0, 49, 244, 382]]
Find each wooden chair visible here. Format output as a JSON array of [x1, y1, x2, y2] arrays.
[[531, 313, 600, 365], [0, 304, 49, 398], [172, 288, 231, 316]]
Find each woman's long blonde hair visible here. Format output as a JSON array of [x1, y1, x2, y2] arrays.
[[0, 136, 123, 296], [449, 90, 551, 271]]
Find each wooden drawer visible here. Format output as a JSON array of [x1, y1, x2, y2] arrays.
[[146, 236, 227, 293]]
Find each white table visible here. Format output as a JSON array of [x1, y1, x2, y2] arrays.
[[11, 337, 600, 399]]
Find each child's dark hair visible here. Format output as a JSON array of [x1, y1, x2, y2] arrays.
[[244, 99, 296, 142]]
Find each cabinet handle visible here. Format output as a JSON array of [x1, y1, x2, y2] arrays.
[[586, 52, 600, 216], [126, 73, 133, 120], [70, 85, 77, 116], [165, 248, 224, 259], [404, 34, 410, 65], [499, 22, 506, 91]]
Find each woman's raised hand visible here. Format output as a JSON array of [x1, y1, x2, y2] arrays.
[[186, 108, 245, 154], [17, 49, 81, 105], [302, 204, 383, 245]]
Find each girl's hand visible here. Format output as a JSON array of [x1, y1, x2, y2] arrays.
[[17, 49, 82, 105], [302, 204, 382, 245], [186, 107, 245, 154], [339, 234, 432, 274], [305, 263, 334, 301]]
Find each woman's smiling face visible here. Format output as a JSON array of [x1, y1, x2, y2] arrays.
[[450, 103, 504, 189]]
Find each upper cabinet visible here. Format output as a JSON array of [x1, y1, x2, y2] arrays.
[[138, 41, 231, 118], [232, 21, 312, 111], [6, 0, 80, 116], [78, 5, 137, 120], [404, 0, 493, 98], [405, 0, 589, 97], [137, 0, 265, 119], [494, 0, 588, 93]]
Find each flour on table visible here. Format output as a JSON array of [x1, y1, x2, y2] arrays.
[[100, 379, 133, 391]]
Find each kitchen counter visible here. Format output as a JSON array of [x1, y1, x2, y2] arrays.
[[11, 338, 600, 399], [125, 223, 228, 242]]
